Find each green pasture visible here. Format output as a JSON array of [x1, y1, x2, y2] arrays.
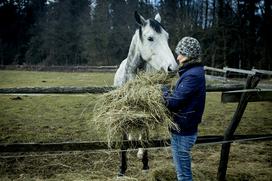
[[0, 70, 271, 180], [0, 70, 114, 87]]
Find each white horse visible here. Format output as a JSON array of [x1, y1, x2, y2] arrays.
[[114, 11, 178, 176], [114, 12, 177, 86]]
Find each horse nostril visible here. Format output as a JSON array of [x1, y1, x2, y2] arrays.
[[167, 66, 172, 72]]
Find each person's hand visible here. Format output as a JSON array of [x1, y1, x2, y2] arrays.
[[161, 84, 170, 98], [161, 84, 169, 92]]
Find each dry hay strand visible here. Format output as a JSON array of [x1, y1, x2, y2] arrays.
[[148, 160, 208, 181], [149, 164, 177, 181], [92, 71, 178, 146]]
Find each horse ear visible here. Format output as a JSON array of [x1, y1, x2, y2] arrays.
[[135, 11, 146, 26], [155, 13, 161, 23]]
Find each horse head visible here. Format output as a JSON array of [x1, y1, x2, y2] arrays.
[[114, 12, 178, 87], [134, 11, 178, 73]]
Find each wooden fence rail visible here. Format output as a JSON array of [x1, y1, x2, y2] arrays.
[[223, 67, 256, 75], [0, 84, 245, 94], [204, 66, 227, 73], [221, 89, 272, 103], [1, 134, 271, 153], [0, 86, 115, 94], [0, 65, 118, 72], [252, 68, 272, 75], [204, 66, 272, 78]]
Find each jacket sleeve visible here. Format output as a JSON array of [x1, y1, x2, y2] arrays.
[[164, 74, 200, 112]]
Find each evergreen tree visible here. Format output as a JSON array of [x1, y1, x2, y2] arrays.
[[26, 0, 88, 65], [159, 0, 178, 50], [0, 0, 271, 69], [108, 0, 130, 65], [90, 0, 110, 65]]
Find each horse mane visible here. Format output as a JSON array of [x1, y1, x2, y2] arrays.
[[149, 19, 164, 33], [124, 30, 144, 81]]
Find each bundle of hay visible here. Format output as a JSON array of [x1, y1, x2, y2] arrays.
[[92, 72, 178, 145]]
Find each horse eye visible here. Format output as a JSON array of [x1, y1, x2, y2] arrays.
[[148, 37, 154, 41]]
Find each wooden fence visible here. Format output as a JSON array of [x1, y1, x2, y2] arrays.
[[1, 65, 271, 77], [0, 65, 118, 72], [0, 83, 245, 94], [1, 135, 271, 153], [204, 66, 272, 78], [0, 73, 272, 180], [217, 75, 271, 180]]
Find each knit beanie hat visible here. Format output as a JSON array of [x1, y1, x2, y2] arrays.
[[175, 37, 201, 59]]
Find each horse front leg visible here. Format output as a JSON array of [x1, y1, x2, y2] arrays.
[[118, 133, 128, 177], [137, 133, 144, 159], [142, 148, 149, 171], [139, 130, 149, 171]]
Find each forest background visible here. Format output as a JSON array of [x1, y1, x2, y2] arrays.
[[0, 0, 271, 70]]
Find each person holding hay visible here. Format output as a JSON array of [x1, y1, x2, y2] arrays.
[[162, 36, 206, 181]]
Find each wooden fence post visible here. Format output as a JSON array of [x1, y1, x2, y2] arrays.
[[217, 74, 260, 181], [118, 133, 128, 176]]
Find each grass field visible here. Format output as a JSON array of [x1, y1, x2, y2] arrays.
[[0, 70, 271, 180], [0, 70, 114, 87]]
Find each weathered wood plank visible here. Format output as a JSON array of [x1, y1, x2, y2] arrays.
[[204, 66, 227, 73], [0, 86, 115, 94], [0, 65, 118, 72], [221, 89, 272, 103], [252, 68, 272, 75], [0, 84, 245, 94], [205, 84, 244, 92], [223, 67, 256, 75], [1, 135, 271, 153]]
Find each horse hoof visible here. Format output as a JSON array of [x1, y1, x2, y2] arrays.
[[117, 172, 125, 178], [137, 148, 144, 159], [142, 169, 149, 174], [137, 152, 143, 160]]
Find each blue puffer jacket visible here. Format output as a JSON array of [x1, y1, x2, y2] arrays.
[[163, 63, 206, 135]]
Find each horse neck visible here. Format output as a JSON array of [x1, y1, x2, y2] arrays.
[[124, 31, 142, 78]]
